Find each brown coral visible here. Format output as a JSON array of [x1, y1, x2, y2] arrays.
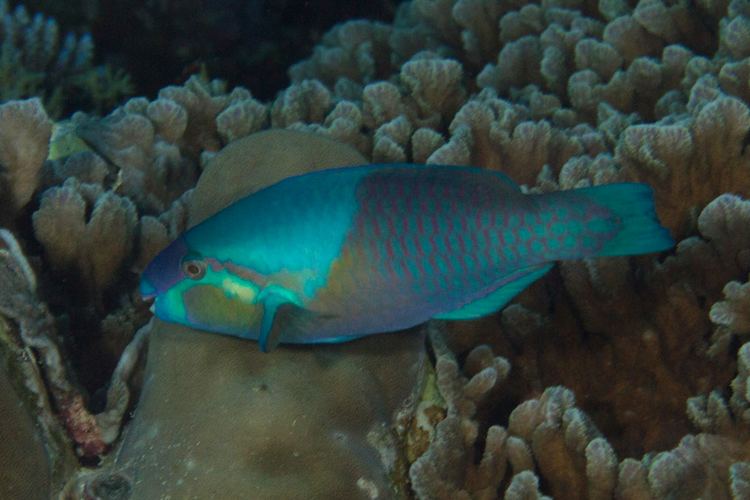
[[0, 98, 51, 216], [33, 180, 137, 293]]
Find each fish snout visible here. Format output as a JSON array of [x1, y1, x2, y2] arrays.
[[139, 276, 158, 301]]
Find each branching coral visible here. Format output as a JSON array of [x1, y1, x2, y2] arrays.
[[409, 322, 510, 499], [33, 179, 138, 294], [0, 97, 50, 218], [0, 0, 131, 116], [0, 229, 144, 458]]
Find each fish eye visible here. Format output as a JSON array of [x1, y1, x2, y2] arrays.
[[182, 260, 206, 280]]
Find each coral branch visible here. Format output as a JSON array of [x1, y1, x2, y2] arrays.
[[0, 228, 146, 457]]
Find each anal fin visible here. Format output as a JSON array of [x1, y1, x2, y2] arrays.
[[435, 263, 553, 320]]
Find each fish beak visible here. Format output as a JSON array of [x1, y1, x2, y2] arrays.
[[139, 277, 157, 301]]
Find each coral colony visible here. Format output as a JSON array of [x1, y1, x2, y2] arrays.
[[0, 0, 749, 498]]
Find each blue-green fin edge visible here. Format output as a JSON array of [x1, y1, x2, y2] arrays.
[[435, 263, 553, 320]]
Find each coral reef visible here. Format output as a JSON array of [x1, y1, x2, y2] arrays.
[[109, 130, 426, 499], [0, 0, 131, 116], [0, 0, 749, 498], [0, 228, 143, 458]]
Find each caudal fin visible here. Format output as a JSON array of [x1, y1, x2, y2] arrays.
[[579, 183, 674, 256]]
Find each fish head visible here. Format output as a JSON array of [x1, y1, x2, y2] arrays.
[[140, 235, 200, 324], [140, 236, 264, 337]]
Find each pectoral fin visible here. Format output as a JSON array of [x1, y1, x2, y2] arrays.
[[258, 294, 338, 352]]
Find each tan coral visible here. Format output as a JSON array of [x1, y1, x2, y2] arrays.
[[709, 275, 750, 356], [574, 38, 623, 81], [81, 191, 138, 293], [427, 125, 472, 165], [504, 470, 551, 499], [617, 96, 750, 239], [270, 79, 332, 127], [146, 98, 188, 144], [451, 0, 503, 67], [133, 191, 192, 272], [411, 127, 445, 163], [215, 98, 267, 144], [32, 180, 87, 272], [289, 20, 393, 86], [568, 69, 634, 119], [499, 5, 544, 43], [585, 438, 618, 500], [133, 216, 169, 272], [362, 81, 405, 128], [69, 77, 247, 213], [32, 178, 138, 294], [602, 15, 664, 63], [646, 433, 750, 499], [719, 58, 750, 104], [720, 14, 750, 59], [435, 88, 589, 184], [477, 36, 542, 94], [409, 322, 510, 499], [373, 116, 413, 162], [400, 56, 466, 127], [157, 76, 231, 153], [410, 0, 463, 48], [730, 343, 750, 424], [49, 151, 110, 186], [292, 100, 371, 155], [0, 98, 52, 214]]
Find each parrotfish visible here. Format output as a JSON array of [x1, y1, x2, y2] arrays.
[[140, 164, 673, 352]]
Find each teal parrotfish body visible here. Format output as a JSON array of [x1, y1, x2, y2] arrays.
[[140, 164, 673, 352]]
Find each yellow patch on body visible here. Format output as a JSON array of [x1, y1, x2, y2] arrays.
[[183, 284, 263, 332], [222, 277, 258, 303]]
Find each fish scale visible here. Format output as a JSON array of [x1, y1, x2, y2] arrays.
[[312, 167, 550, 324]]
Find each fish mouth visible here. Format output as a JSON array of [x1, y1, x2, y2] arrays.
[[139, 277, 158, 301]]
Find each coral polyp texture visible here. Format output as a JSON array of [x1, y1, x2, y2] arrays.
[[0, 0, 749, 498]]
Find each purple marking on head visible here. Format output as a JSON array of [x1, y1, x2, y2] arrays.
[[140, 236, 190, 298]]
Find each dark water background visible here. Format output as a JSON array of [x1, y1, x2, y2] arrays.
[[17, 0, 405, 102]]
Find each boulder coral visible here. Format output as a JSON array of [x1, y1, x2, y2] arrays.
[[0, 0, 748, 498], [110, 130, 428, 499]]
